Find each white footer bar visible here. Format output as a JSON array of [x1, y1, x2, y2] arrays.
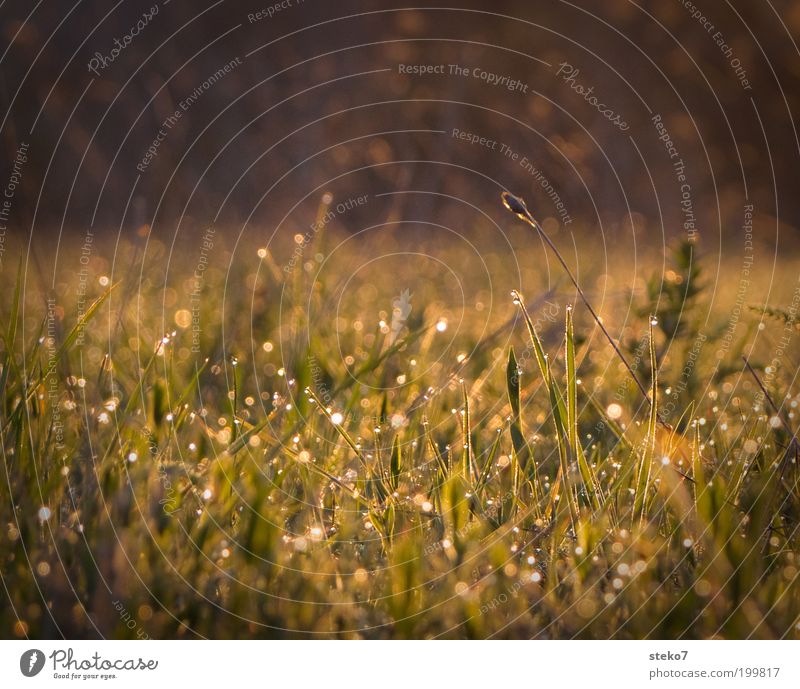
[[1, 640, 798, 687]]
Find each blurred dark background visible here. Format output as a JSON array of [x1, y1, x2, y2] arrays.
[[1, 0, 799, 245]]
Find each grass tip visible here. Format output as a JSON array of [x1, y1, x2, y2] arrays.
[[501, 191, 529, 218]]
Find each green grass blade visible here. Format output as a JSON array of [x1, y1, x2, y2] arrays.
[[390, 434, 401, 491], [461, 381, 478, 482], [513, 290, 578, 528], [566, 306, 603, 511], [633, 319, 659, 525], [507, 346, 540, 510]]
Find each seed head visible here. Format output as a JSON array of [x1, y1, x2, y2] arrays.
[[501, 191, 529, 218]]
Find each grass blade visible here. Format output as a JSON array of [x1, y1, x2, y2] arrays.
[[566, 305, 603, 511], [632, 318, 659, 525]]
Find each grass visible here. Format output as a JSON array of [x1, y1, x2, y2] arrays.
[[1, 194, 799, 639]]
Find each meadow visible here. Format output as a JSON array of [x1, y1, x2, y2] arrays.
[[1, 192, 799, 639]]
